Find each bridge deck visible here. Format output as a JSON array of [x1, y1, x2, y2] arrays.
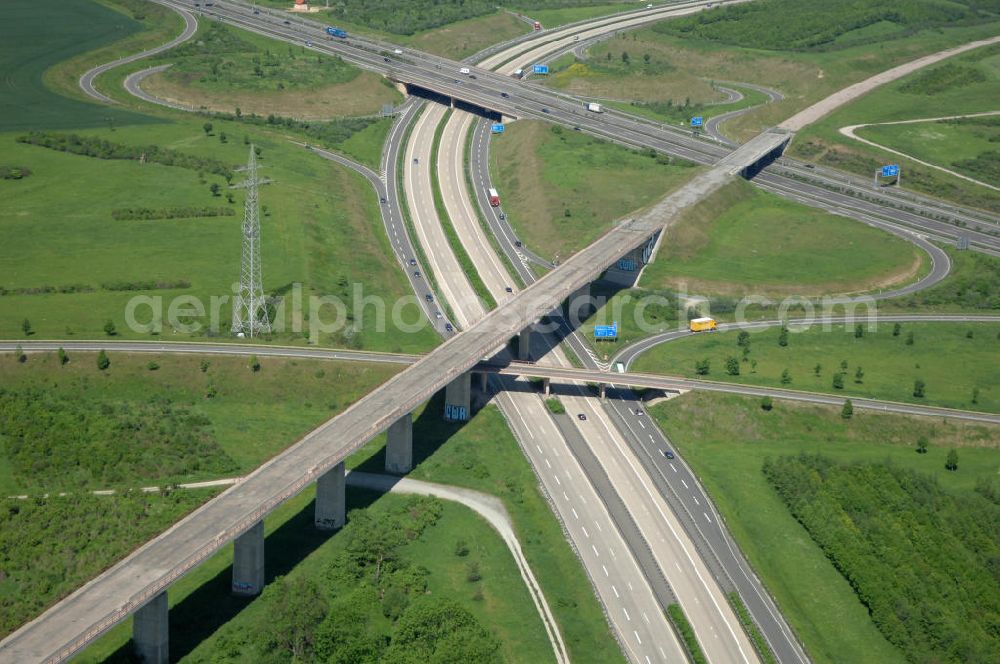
[[0, 135, 785, 663]]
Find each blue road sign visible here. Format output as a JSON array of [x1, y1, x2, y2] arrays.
[[691, 116, 704, 127], [532, 64, 549, 75], [594, 322, 618, 339], [881, 164, 899, 177], [491, 123, 505, 134]]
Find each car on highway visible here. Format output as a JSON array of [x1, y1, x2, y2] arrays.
[[500, 92, 510, 98], [660, 449, 675, 459], [393, 48, 403, 54], [425, 294, 433, 303], [498, 212, 506, 220], [635, 408, 644, 416], [380, 196, 387, 204], [305, 40, 313, 47], [542, 108, 550, 113], [504, 286, 513, 293], [469, 74, 477, 79], [453, 79, 461, 84], [414, 270, 421, 277], [435, 311, 443, 319], [514, 240, 522, 247], [409, 258, 417, 266], [577, 413, 587, 421], [445, 323, 454, 332], [383, 57, 390, 63], [573, 126, 581, 131], [283, 19, 290, 24]]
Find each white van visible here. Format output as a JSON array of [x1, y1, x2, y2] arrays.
[[459, 67, 471, 75]]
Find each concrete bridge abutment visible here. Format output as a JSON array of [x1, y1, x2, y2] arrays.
[[133, 591, 168, 664], [315, 462, 346, 530]]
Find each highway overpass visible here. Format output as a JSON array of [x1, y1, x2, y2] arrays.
[[0, 121, 789, 663]]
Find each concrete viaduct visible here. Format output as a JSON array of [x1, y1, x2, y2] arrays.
[[0, 132, 789, 664]]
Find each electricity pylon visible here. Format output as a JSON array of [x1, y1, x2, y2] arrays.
[[232, 145, 272, 337]]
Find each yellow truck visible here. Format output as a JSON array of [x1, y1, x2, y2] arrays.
[[689, 317, 717, 333]]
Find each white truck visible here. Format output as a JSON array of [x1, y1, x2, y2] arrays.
[[586, 102, 603, 113], [459, 67, 471, 75]]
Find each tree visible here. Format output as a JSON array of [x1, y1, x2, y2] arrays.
[[778, 326, 789, 347], [259, 576, 329, 660], [14, 344, 25, 363], [832, 372, 844, 389], [226, 192, 235, 204], [781, 368, 792, 385], [57, 347, 67, 365], [913, 378, 926, 398], [972, 387, 979, 404], [97, 349, 110, 370], [892, 322, 902, 336], [761, 396, 773, 411], [219, 131, 228, 144], [254, 146, 262, 158], [750, 359, 757, 373], [203, 122, 213, 135], [209, 182, 221, 197], [854, 366, 864, 384], [695, 358, 710, 376], [200, 359, 210, 373], [841, 399, 853, 419], [945, 449, 958, 471], [737, 330, 750, 347], [21, 318, 32, 336], [103, 320, 117, 336], [725, 356, 740, 376], [840, 359, 848, 371], [621, 51, 630, 65], [854, 324, 865, 338], [966, 329, 974, 339], [814, 363, 822, 376], [249, 355, 261, 372], [905, 331, 915, 345], [916, 437, 928, 454], [147, 361, 159, 371], [606, 52, 612, 62], [643, 53, 651, 64]]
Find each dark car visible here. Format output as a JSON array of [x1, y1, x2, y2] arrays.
[[541, 108, 550, 113], [445, 323, 454, 332], [660, 449, 675, 459], [514, 240, 522, 247], [384, 57, 390, 62], [635, 408, 645, 416], [577, 413, 587, 421], [469, 74, 477, 79], [283, 19, 290, 24], [573, 126, 581, 131], [498, 212, 506, 220], [380, 196, 387, 204], [500, 92, 510, 98], [425, 294, 433, 303], [505, 287, 513, 293], [409, 258, 417, 266], [414, 270, 421, 278]]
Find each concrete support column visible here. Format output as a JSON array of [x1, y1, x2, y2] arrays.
[[232, 521, 265, 596], [444, 372, 471, 421], [599, 383, 607, 400], [517, 327, 532, 362], [315, 462, 346, 530], [133, 591, 168, 664], [542, 377, 551, 396], [567, 282, 592, 324], [477, 371, 488, 393], [385, 414, 413, 474]]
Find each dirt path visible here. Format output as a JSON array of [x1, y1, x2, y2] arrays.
[[779, 34, 1000, 132], [839, 111, 1000, 192]]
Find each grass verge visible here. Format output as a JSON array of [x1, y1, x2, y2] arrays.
[[727, 592, 777, 664], [666, 604, 708, 664], [652, 391, 1000, 664]]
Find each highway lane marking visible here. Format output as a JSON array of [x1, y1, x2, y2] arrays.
[[554, 475, 561, 485], [648, 434, 655, 442], [623, 608, 631, 621], [572, 508, 579, 520], [594, 520, 602, 532], [681, 479, 688, 489], [638, 420, 645, 429], [612, 585, 619, 598], [703, 512, 712, 523], [669, 463, 677, 472], [643, 612, 650, 624], [693, 497, 700, 506], [628, 582, 634, 591], [544, 458, 552, 469], [581, 525, 589, 537], [536, 444, 543, 454], [563, 491, 569, 501], [602, 565, 608, 577], [592, 544, 600, 557]]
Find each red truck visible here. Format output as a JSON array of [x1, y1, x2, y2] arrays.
[[533, 20, 542, 30], [487, 187, 501, 207]]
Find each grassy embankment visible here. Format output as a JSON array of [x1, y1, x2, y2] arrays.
[[491, 120, 697, 261], [653, 391, 1000, 664], [139, 19, 401, 119], [541, 0, 1000, 141], [74, 395, 623, 663], [632, 322, 1000, 412], [792, 44, 1000, 213]]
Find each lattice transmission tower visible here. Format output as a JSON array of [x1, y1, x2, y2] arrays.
[[232, 145, 272, 337]]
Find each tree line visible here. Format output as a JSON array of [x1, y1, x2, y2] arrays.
[[763, 454, 1000, 664], [111, 206, 235, 221], [16, 131, 233, 181]]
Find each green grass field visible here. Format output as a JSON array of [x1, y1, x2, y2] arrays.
[[642, 179, 925, 296], [792, 44, 1000, 212], [0, 117, 437, 352], [491, 120, 697, 260], [541, 2, 1000, 142], [521, 2, 637, 28], [653, 391, 1000, 664], [0, 0, 158, 132], [632, 322, 1000, 412], [603, 82, 771, 131], [0, 351, 399, 494]]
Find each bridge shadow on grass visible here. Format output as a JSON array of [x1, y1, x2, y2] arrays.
[[102, 487, 384, 663], [350, 390, 475, 477]]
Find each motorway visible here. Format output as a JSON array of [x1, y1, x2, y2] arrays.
[[13, 2, 992, 661]]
